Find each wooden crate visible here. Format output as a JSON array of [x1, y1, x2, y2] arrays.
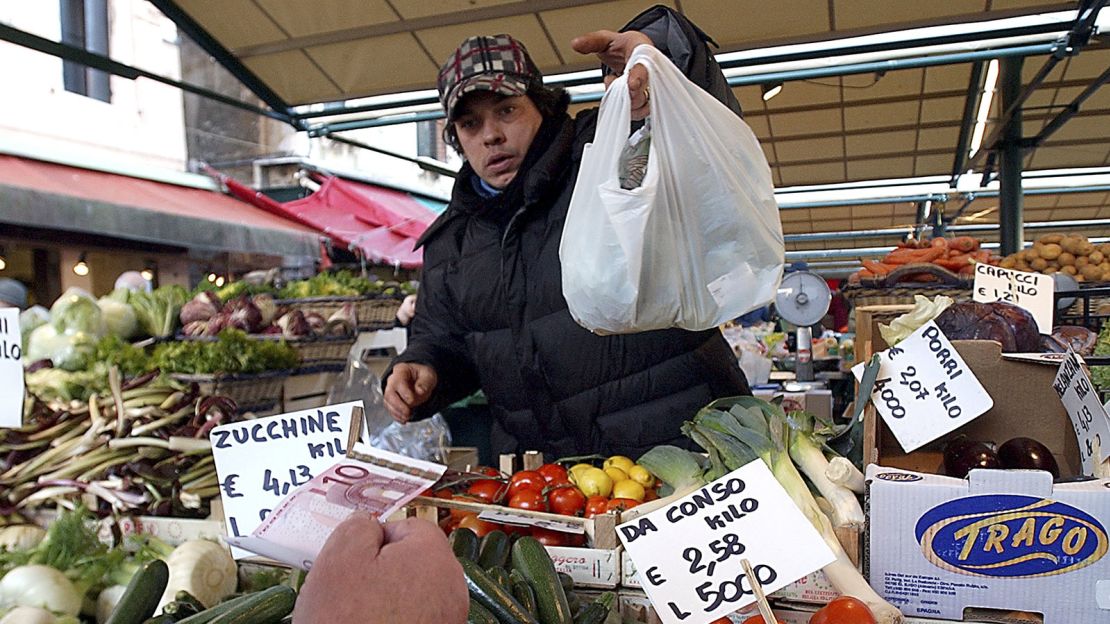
[[853, 304, 913, 363]]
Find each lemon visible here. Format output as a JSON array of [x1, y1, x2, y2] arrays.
[[604, 466, 629, 484], [576, 467, 613, 498], [612, 479, 646, 502], [603, 455, 636, 474], [628, 465, 655, 488], [568, 463, 594, 484]]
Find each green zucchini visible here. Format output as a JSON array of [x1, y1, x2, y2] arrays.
[[141, 616, 175, 624], [512, 537, 573, 624], [468, 598, 499, 624], [573, 591, 615, 624], [174, 592, 263, 624], [477, 530, 511, 569], [174, 591, 207, 614], [509, 570, 538, 620], [207, 586, 297, 624], [566, 591, 582, 616], [459, 556, 539, 624], [557, 572, 575, 596], [106, 559, 170, 624], [486, 565, 511, 590], [450, 527, 481, 562]]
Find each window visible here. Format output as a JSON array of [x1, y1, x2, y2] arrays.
[[60, 0, 110, 102]]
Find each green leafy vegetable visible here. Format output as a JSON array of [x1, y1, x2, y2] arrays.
[[153, 329, 298, 375], [131, 286, 189, 338], [94, 335, 151, 377], [50, 288, 106, 337], [1092, 324, 1110, 390]]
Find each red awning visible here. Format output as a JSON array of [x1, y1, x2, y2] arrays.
[[218, 171, 438, 269], [0, 154, 321, 257]]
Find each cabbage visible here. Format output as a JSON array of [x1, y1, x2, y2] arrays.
[[50, 288, 105, 337], [19, 306, 50, 350], [97, 297, 138, 339], [878, 294, 954, 346], [25, 325, 97, 371]]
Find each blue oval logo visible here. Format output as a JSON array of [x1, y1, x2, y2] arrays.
[[876, 472, 922, 482], [916, 495, 1108, 578]]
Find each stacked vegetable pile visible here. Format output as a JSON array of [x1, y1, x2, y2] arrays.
[[999, 233, 1110, 281], [635, 397, 896, 624], [1, 376, 235, 519], [450, 529, 615, 624], [179, 291, 356, 340], [0, 507, 293, 624], [430, 456, 659, 546], [849, 236, 994, 282], [273, 270, 415, 300]]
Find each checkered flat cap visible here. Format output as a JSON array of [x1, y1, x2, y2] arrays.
[[438, 34, 541, 120]]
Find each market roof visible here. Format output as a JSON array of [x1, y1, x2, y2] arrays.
[[0, 154, 322, 258]]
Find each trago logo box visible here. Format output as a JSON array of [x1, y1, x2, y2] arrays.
[[867, 466, 1110, 623]]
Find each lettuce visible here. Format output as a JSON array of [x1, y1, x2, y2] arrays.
[[50, 288, 106, 337], [879, 294, 955, 346]]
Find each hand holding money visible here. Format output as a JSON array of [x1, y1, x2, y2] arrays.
[[293, 513, 467, 624]]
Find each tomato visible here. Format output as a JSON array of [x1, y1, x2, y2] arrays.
[[809, 597, 877, 624], [466, 479, 506, 503], [531, 527, 572, 547], [508, 470, 546, 497], [547, 484, 587, 516], [537, 463, 569, 484], [508, 489, 548, 512], [448, 494, 484, 523], [707, 618, 732, 624], [457, 514, 500, 537], [475, 466, 501, 478], [643, 487, 659, 502], [584, 495, 610, 518], [605, 498, 640, 513]]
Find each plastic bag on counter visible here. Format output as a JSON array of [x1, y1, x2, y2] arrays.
[[327, 355, 452, 463]]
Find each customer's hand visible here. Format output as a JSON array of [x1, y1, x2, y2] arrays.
[[384, 362, 438, 423], [572, 29, 654, 120], [294, 514, 467, 624]]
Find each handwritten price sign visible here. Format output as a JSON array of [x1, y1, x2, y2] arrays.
[[0, 310, 24, 428], [852, 321, 993, 452], [617, 461, 834, 624], [1053, 354, 1110, 475], [211, 401, 364, 558], [973, 264, 1054, 333]]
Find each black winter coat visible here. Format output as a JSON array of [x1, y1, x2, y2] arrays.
[[387, 6, 752, 458]]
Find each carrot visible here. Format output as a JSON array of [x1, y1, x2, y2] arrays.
[[930, 237, 949, 250], [958, 264, 976, 276], [884, 246, 944, 265], [949, 236, 980, 252], [861, 260, 894, 275]]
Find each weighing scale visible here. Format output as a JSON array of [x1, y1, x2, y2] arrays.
[[775, 271, 832, 383]]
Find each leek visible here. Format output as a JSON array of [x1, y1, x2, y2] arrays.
[[785, 410, 865, 529]]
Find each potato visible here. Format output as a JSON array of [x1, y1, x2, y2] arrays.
[[1058, 252, 1076, 266], [1100, 243, 1110, 256], [1017, 261, 1031, 271], [1099, 261, 1110, 273], [1038, 243, 1063, 260], [1089, 251, 1104, 264], [1043, 266, 1059, 275], [1076, 240, 1095, 256], [1031, 257, 1049, 271], [1023, 248, 1040, 262], [1062, 236, 1083, 254], [1062, 265, 1078, 275], [1080, 264, 1102, 281], [1037, 234, 1063, 245], [1076, 255, 1090, 268], [1000, 256, 1017, 269], [1047, 259, 1060, 269]]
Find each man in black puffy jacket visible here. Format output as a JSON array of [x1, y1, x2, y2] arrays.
[[383, 5, 753, 458]]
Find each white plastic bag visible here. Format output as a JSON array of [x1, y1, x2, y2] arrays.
[[560, 45, 784, 334]]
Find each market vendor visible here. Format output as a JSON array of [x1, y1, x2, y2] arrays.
[[383, 5, 753, 458]]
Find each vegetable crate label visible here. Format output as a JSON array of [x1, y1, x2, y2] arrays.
[[852, 321, 993, 453], [617, 460, 835, 624], [210, 400, 365, 558], [972, 264, 1054, 333], [0, 309, 23, 428], [1052, 353, 1110, 476]]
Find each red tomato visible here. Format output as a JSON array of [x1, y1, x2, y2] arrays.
[[643, 487, 659, 502], [531, 527, 572, 546], [547, 485, 587, 516], [584, 495, 610, 518], [448, 494, 483, 523], [508, 470, 546, 497], [475, 466, 501, 478], [466, 479, 506, 503], [537, 463, 569, 484], [742, 616, 785, 624], [606, 498, 641, 513], [809, 597, 877, 624], [457, 514, 500, 537], [508, 489, 548, 512]]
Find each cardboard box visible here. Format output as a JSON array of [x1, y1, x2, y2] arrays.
[[618, 589, 814, 624], [548, 545, 621, 588], [867, 465, 1110, 624], [863, 340, 1082, 477]]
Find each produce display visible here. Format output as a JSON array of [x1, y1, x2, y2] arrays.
[[274, 270, 415, 299], [179, 291, 356, 339], [998, 233, 1110, 281], [0, 507, 292, 623], [850, 236, 994, 282], [942, 435, 1060, 479]]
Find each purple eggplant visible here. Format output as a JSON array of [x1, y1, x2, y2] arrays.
[[943, 436, 1001, 478], [998, 437, 1060, 477]]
